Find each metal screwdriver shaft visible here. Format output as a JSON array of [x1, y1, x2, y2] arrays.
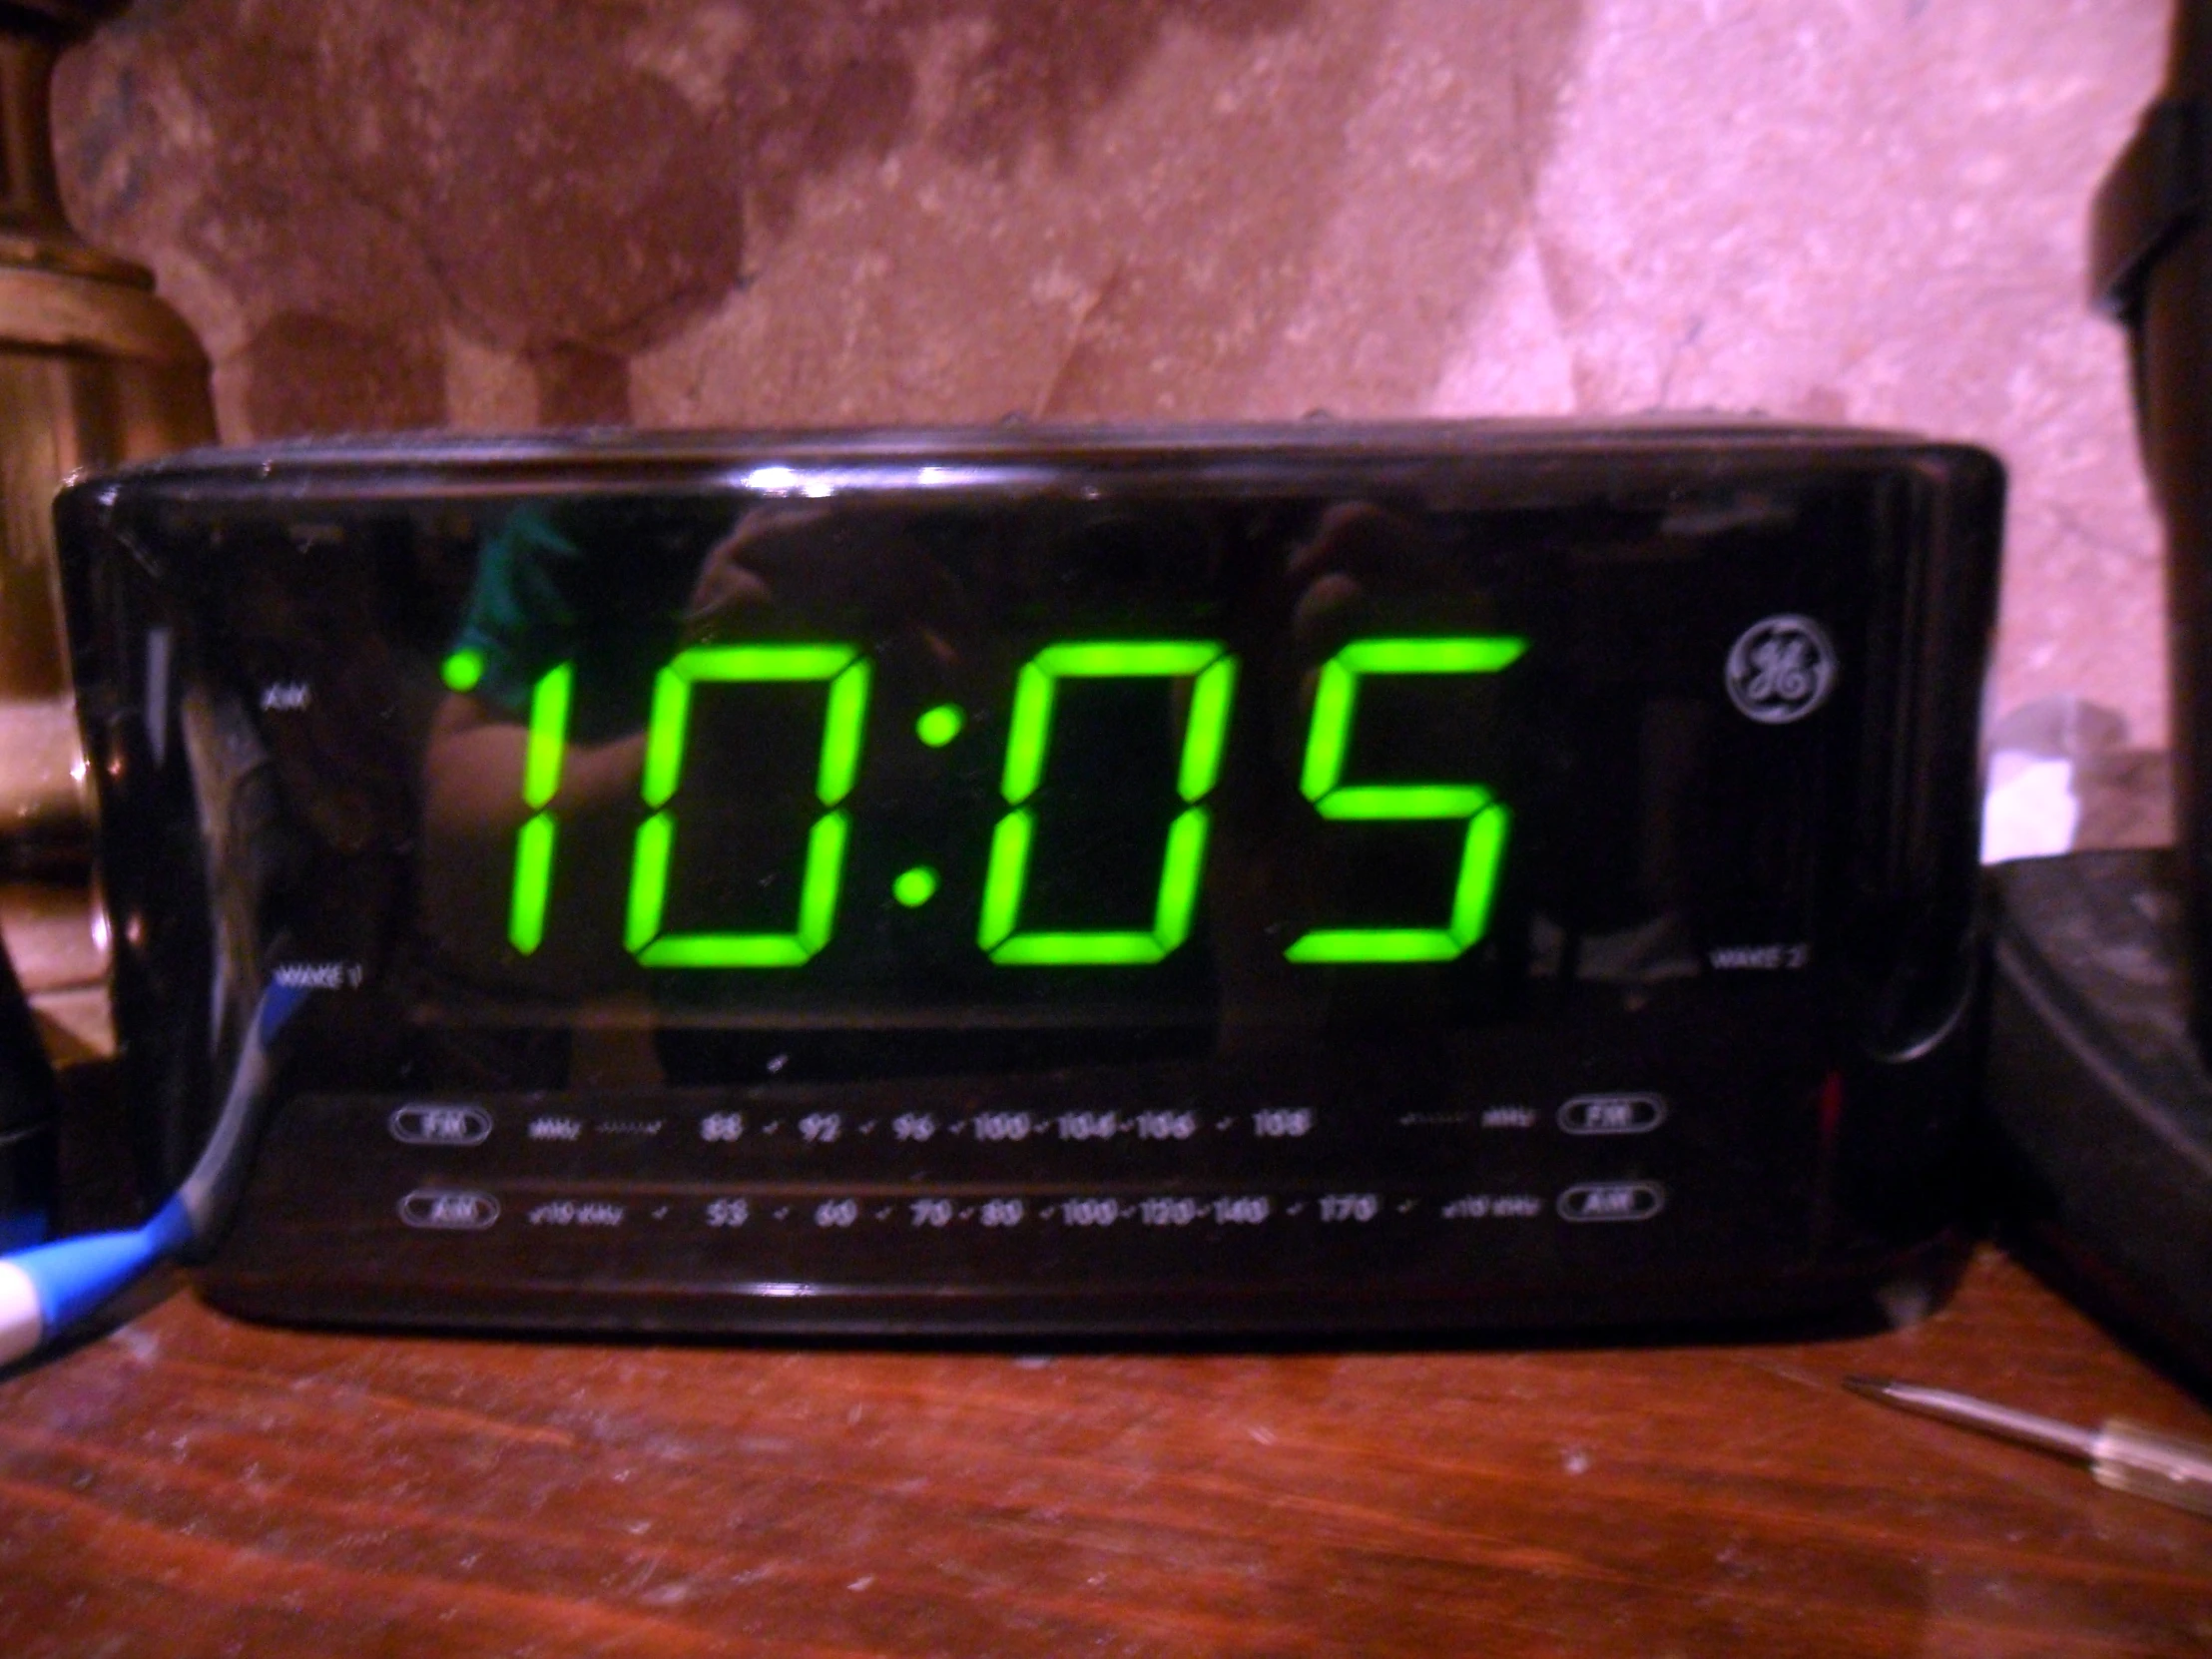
[[1845, 1377, 2212, 1518]]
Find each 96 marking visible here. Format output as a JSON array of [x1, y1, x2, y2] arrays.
[[892, 1113, 937, 1142]]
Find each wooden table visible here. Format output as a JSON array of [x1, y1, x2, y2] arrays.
[[0, 1248, 2206, 1656]]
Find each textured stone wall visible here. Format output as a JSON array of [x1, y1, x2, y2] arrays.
[[51, 0, 2168, 743]]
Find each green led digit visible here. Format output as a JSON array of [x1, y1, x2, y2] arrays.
[[978, 642, 1238, 966], [508, 662, 573, 955], [442, 648, 486, 693], [1286, 636, 1526, 964], [625, 644, 870, 968]]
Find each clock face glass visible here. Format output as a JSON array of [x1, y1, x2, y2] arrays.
[[174, 476, 1871, 1078]]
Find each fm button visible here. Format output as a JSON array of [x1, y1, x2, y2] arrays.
[[389, 1103, 494, 1147], [1557, 1093, 1666, 1136]]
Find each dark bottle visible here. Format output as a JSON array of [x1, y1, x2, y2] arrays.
[[2094, 0, 2212, 1056]]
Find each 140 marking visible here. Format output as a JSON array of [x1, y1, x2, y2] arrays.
[[468, 635, 1526, 968]]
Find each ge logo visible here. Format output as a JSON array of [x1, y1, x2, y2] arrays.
[[1725, 616, 1836, 724]]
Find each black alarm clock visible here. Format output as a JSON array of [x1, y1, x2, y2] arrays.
[[53, 422, 2000, 1336]]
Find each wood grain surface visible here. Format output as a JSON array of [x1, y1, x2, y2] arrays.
[[0, 1247, 2206, 1657]]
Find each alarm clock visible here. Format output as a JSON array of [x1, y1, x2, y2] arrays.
[[52, 423, 2000, 1336]]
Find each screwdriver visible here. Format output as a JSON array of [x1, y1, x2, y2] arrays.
[[1844, 1377, 2212, 1518]]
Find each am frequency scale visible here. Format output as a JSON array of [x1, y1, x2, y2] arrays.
[[52, 424, 2000, 1336]]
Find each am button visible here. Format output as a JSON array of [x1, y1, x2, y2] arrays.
[[1557, 1181, 1666, 1223]]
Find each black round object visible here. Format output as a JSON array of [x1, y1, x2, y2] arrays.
[[1987, 849, 2212, 1390]]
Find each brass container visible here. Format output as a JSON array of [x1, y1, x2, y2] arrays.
[[0, 2, 213, 1069]]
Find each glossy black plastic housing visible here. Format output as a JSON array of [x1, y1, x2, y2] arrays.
[[52, 423, 2001, 1337], [0, 936, 55, 1251]]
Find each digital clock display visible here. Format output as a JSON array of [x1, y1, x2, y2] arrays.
[[466, 630, 1522, 970], [412, 493, 1537, 1052]]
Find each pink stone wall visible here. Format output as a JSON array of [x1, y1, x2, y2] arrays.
[[52, 0, 2169, 744]]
